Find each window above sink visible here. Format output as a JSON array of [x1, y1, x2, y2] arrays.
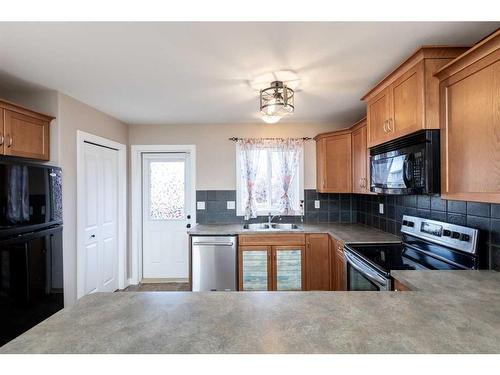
[[235, 139, 304, 218]]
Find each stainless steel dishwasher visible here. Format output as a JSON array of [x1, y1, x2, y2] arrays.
[[191, 236, 237, 291]]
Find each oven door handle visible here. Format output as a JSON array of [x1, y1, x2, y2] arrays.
[[344, 251, 389, 287]]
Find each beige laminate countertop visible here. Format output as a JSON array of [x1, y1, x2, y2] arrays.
[[188, 223, 401, 244], [2, 270, 500, 353]]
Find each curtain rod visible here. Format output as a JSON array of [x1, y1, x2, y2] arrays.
[[228, 137, 312, 141]]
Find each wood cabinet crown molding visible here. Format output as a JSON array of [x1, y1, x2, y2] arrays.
[[361, 46, 470, 102], [0, 99, 55, 122], [434, 29, 500, 80]]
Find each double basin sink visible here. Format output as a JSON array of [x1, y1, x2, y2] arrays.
[[242, 223, 302, 231]]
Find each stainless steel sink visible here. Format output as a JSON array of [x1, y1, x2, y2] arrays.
[[242, 223, 301, 231], [242, 223, 271, 230], [271, 223, 300, 230]]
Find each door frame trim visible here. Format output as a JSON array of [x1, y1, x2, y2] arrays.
[[130, 144, 197, 285], [76, 130, 127, 298]]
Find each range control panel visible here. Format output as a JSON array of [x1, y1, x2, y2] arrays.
[[401, 215, 479, 254]]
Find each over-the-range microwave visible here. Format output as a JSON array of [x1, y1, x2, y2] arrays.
[[370, 130, 440, 195]]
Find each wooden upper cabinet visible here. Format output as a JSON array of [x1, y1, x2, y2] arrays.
[[362, 46, 469, 148], [305, 233, 331, 291], [351, 118, 370, 194], [315, 130, 352, 193], [435, 30, 500, 204], [366, 87, 392, 147], [390, 61, 424, 139], [0, 99, 54, 161]]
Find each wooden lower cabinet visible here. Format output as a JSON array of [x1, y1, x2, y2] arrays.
[[238, 233, 348, 292], [331, 237, 346, 291], [238, 240, 305, 291], [393, 279, 411, 291], [305, 233, 331, 290]]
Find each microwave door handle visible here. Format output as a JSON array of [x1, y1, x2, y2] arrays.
[[344, 251, 388, 287], [403, 155, 413, 188]]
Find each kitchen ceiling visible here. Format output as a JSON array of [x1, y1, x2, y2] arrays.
[[0, 22, 498, 126]]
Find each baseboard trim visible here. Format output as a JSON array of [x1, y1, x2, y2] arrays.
[[141, 278, 189, 284]]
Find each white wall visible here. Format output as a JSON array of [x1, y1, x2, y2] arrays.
[[128, 122, 345, 190]]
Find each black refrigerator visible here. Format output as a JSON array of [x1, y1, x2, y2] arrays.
[[0, 159, 63, 347]]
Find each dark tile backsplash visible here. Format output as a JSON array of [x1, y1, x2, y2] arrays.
[[355, 194, 500, 270], [195, 190, 303, 225], [195, 189, 356, 225], [195, 189, 499, 271]]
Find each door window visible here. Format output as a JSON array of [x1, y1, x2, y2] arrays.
[[148, 160, 185, 220]]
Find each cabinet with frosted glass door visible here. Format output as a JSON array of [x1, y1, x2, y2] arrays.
[[238, 245, 305, 291], [238, 246, 272, 291], [272, 245, 305, 291], [238, 234, 306, 291]]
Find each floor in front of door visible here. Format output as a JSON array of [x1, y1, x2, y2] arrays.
[[121, 283, 190, 292]]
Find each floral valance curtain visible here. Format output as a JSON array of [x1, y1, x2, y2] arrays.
[[237, 138, 304, 219]]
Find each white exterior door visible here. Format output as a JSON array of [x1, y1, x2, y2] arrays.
[[82, 142, 119, 294], [142, 153, 192, 279]]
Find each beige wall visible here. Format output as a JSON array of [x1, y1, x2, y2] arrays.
[[58, 93, 128, 306], [128, 122, 344, 190]]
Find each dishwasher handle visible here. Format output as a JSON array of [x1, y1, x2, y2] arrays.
[[192, 242, 234, 246]]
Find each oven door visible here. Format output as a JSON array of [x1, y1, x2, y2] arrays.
[[370, 150, 415, 195], [344, 250, 391, 291]]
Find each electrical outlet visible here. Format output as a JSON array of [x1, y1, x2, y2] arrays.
[[197, 201, 206, 210], [227, 201, 235, 210], [379, 203, 384, 215], [314, 200, 320, 209]]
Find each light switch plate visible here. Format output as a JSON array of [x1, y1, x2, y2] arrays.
[[227, 201, 236, 210], [314, 200, 320, 209], [379, 203, 384, 214], [197, 201, 206, 210]]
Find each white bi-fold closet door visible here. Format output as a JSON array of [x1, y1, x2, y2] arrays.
[[82, 142, 119, 295]]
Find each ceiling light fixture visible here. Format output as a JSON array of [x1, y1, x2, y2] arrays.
[[259, 81, 294, 124]]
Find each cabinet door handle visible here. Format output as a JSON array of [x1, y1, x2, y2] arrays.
[[0, 134, 3, 145], [359, 178, 363, 188], [383, 120, 388, 133], [388, 118, 394, 132], [7, 135, 12, 148]]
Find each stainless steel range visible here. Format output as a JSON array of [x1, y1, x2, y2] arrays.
[[344, 215, 479, 291]]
